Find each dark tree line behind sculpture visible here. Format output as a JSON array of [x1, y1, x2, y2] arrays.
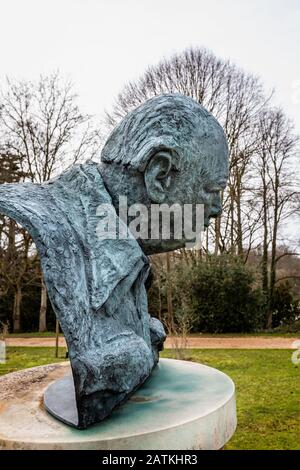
[[0, 48, 300, 332], [0, 153, 36, 332], [0, 73, 101, 332]]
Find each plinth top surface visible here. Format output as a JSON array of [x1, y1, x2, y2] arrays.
[[0, 358, 236, 450]]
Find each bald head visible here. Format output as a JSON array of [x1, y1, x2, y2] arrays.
[[101, 94, 228, 174], [100, 94, 228, 253]]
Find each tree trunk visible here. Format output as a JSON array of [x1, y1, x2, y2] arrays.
[[13, 285, 22, 333], [262, 195, 269, 299], [214, 218, 220, 255], [236, 171, 243, 257], [39, 274, 47, 332], [166, 252, 175, 333], [261, 151, 269, 327], [7, 219, 16, 259], [155, 264, 162, 322], [229, 185, 235, 255], [206, 228, 209, 258], [55, 319, 60, 358], [267, 177, 279, 329]]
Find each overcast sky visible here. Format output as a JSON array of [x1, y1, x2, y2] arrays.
[[1, 0, 300, 133]]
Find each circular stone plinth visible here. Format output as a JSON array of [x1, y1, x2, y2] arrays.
[[0, 359, 236, 450]]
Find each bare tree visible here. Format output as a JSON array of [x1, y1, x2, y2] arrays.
[[0, 153, 32, 332], [105, 46, 300, 331], [255, 108, 299, 327], [105, 47, 269, 259], [0, 73, 101, 332], [0, 72, 101, 181]]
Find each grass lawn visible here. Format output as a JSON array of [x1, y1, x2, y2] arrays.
[[0, 347, 299, 450], [162, 349, 300, 450], [0, 346, 67, 375]]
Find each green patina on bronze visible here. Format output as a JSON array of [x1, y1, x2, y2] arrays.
[[0, 94, 228, 428]]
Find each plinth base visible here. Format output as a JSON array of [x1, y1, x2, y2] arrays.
[[0, 359, 236, 450]]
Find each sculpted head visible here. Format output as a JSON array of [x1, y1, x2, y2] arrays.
[[100, 94, 228, 254]]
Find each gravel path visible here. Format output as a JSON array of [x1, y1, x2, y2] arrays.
[[5, 336, 300, 349]]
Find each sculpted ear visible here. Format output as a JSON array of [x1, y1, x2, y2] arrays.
[[144, 151, 174, 203]]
